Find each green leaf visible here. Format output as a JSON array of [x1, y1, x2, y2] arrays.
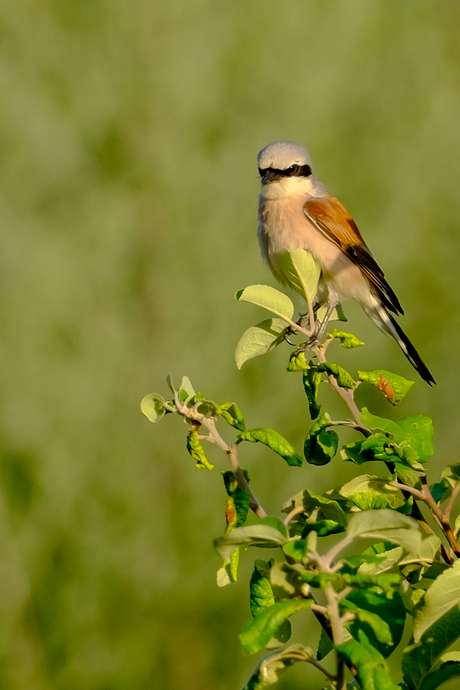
[[178, 375, 196, 401], [242, 644, 314, 690], [282, 539, 309, 561], [302, 367, 322, 420], [338, 475, 406, 511], [342, 572, 402, 592], [317, 627, 334, 660], [269, 562, 306, 599], [360, 408, 405, 440], [277, 249, 320, 304], [166, 374, 176, 394], [343, 588, 405, 657], [301, 489, 348, 527], [357, 544, 405, 576], [397, 415, 434, 465], [250, 561, 275, 616], [140, 393, 167, 423], [287, 350, 310, 372], [346, 409, 435, 469], [217, 547, 240, 587], [305, 429, 338, 466], [346, 509, 425, 555], [431, 462, 460, 503], [247, 564, 292, 647], [346, 509, 417, 540], [413, 558, 460, 643], [282, 488, 347, 538], [441, 462, 460, 490], [287, 354, 322, 418], [430, 480, 450, 503], [341, 433, 397, 465], [357, 369, 414, 405], [318, 361, 355, 389], [229, 492, 250, 529], [216, 401, 246, 431], [419, 652, 460, 690], [327, 329, 364, 349], [239, 428, 303, 467], [236, 285, 295, 321], [235, 318, 288, 369], [186, 430, 214, 469], [240, 599, 312, 655], [402, 564, 460, 690], [344, 603, 393, 646], [304, 413, 338, 466], [214, 522, 288, 562], [191, 396, 218, 416], [222, 472, 250, 527], [336, 632, 399, 690]]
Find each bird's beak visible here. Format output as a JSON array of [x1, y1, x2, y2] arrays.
[[260, 169, 282, 185]]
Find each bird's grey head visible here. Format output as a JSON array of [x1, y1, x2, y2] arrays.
[[257, 141, 313, 185]]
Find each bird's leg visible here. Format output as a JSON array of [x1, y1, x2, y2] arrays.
[[300, 301, 335, 350], [296, 302, 321, 331], [314, 301, 336, 341]]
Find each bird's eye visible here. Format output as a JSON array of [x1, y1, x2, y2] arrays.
[[286, 165, 299, 175]]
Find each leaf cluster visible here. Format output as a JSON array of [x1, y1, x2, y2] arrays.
[[142, 251, 459, 690]]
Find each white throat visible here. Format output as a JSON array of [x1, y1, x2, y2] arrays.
[[261, 175, 325, 201]]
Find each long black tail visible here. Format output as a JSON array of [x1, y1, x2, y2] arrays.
[[364, 303, 435, 385], [375, 306, 435, 385], [388, 315, 435, 385]]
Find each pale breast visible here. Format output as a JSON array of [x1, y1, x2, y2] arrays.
[[257, 194, 375, 308]]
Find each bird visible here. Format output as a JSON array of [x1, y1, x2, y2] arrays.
[[257, 140, 435, 385]]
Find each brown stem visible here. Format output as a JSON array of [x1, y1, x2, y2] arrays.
[[444, 483, 460, 524], [314, 344, 369, 433], [175, 396, 267, 519], [390, 478, 460, 560], [419, 474, 460, 558]]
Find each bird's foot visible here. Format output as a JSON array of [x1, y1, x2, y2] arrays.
[[298, 332, 320, 351], [297, 312, 312, 330]]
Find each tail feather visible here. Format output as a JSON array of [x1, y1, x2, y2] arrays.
[[366, 305, 435, 385], [388, 315, 435, 385]]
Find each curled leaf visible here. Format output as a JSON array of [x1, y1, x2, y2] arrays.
[[327, 329, 364, 349], [141, 393, 168, 423], [217, 402, 246, 431], [318, 362, 355, 389], [239, 428, 303, 467], [240, 599, 312, 655], [304, 413, 338, 465], [358, 369, 414, 405], [186, 430, 214, 469]]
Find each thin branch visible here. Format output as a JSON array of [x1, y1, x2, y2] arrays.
[[444, 483, 460, 523], [310, 603, 329, 617], [388, 481, 424, 501], [389, 478, 460, 559], [303, 657, 337, 682], [174, 397, 267, 518], [283, 505, 305, 526], [337, 586, 353, 602], [313, 344, 368, 432]]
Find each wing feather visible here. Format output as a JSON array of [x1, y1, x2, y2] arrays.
[[303, 197, 403, 315]]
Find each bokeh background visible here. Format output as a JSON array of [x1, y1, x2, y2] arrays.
[[1, 1, 459, 688]]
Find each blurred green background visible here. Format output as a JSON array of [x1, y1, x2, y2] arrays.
[[1, 1, 459, 688]]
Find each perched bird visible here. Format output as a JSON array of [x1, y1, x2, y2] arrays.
[[257, 140, 434, 385]]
